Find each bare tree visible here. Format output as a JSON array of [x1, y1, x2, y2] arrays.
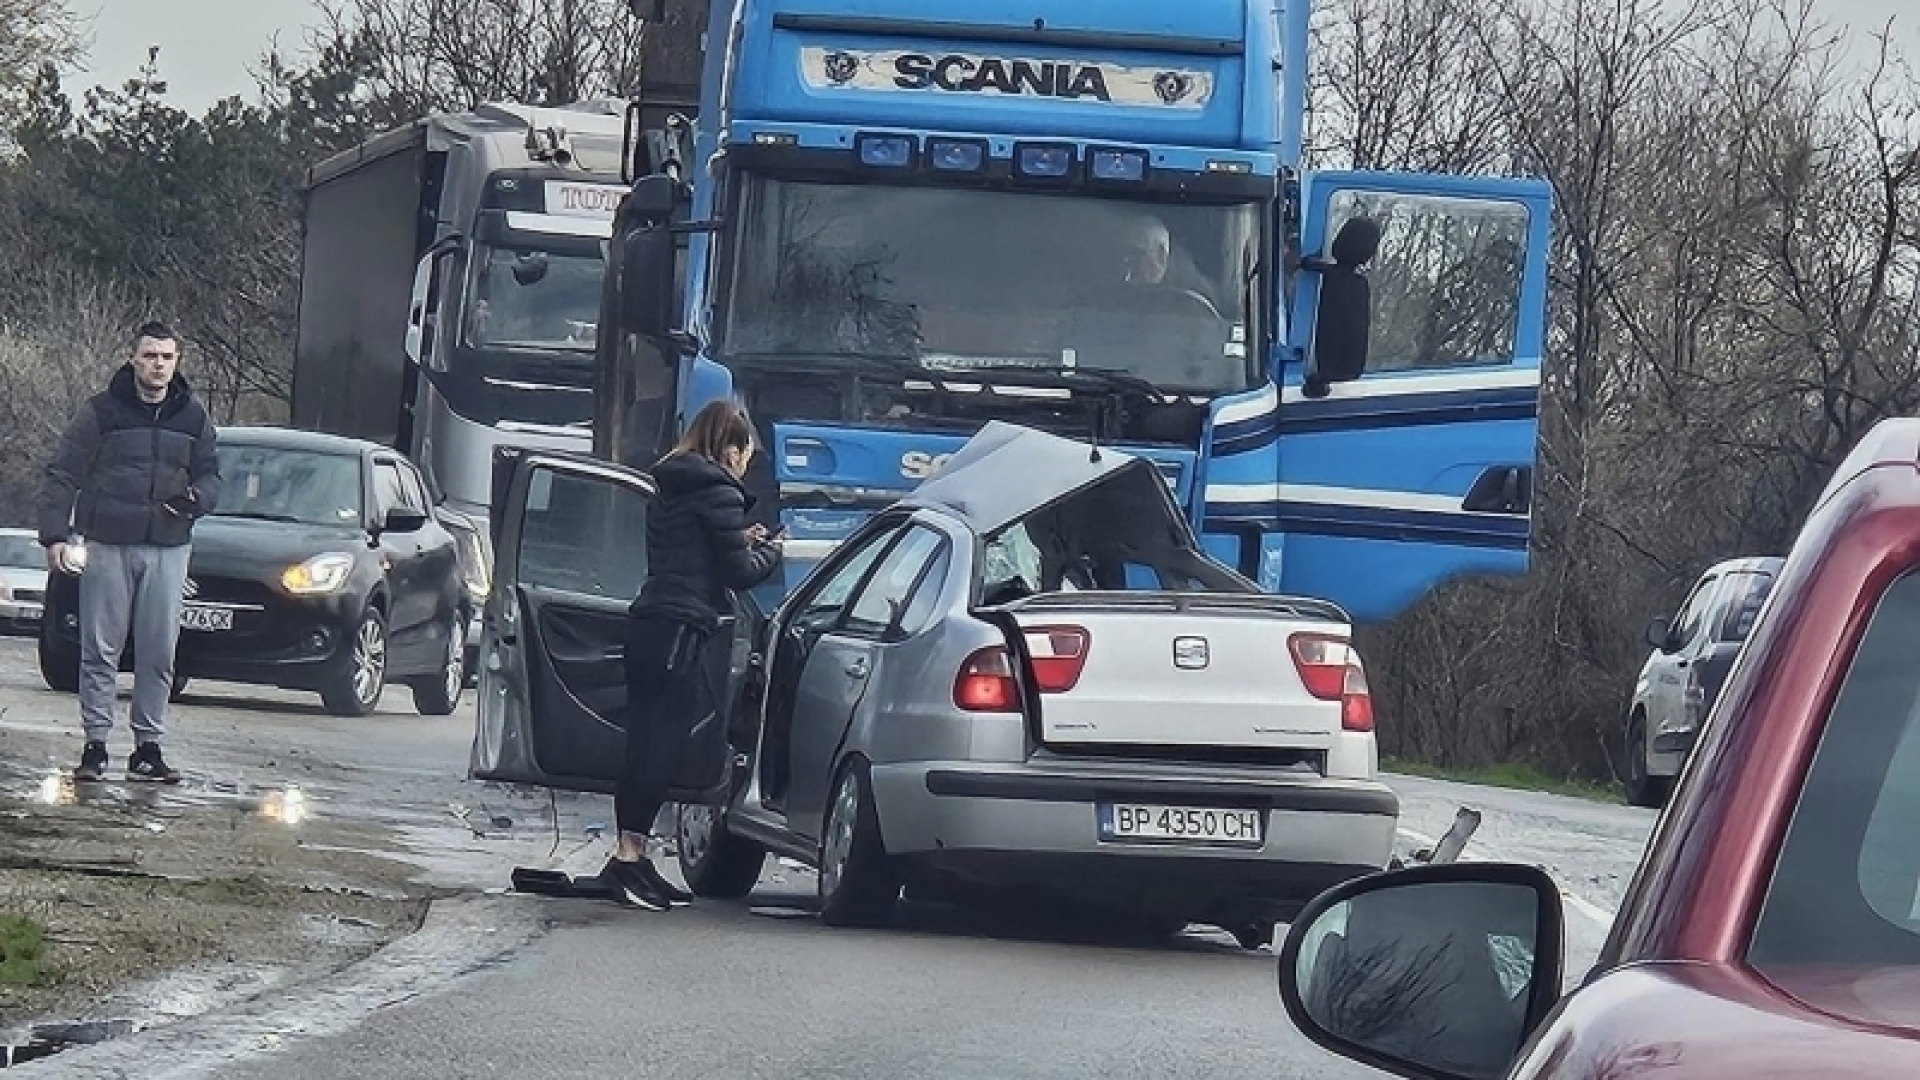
[[303, 0, 648, 114], [0, 0, 84, 124]]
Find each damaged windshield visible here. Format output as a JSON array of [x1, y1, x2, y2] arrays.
[[724, 178, 1263, 394], [975, 462, 1250, 604]]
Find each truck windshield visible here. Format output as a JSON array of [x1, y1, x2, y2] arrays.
[[723, 177, 1263, 394], [462, 245, 602, 353]]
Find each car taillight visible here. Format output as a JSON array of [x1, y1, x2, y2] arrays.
[[1022, 625, 1091, 693], [955, 647, 1020, 712], [1290, 633, 1374, 732]]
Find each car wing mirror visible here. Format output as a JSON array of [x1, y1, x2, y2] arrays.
[[381, 508, 431, 535], [1278, 861, 1566, 1080], [1645, 616, 1673, 651]]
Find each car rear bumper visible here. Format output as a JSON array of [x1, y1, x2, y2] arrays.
[[869, 760, 1398, 914]]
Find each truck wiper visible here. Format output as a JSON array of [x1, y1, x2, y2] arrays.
[[730, 350, 938, 383], [993, 364, 1173, 404]]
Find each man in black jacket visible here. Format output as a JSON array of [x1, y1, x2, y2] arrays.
[[37, 322, 222, 784]]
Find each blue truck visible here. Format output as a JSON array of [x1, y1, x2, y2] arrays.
[[591, 0, 1551, 625]]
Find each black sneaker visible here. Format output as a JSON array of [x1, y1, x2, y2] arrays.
[[73, 741, 109, 783], [635, 860, 694, 907], [604, 858, 672, 912], [126, 744, 182, 785]]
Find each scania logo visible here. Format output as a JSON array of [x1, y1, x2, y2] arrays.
[[1153, 71, 1195, 104], [900, 450, 954, 481], [822, 50, 858, 85]]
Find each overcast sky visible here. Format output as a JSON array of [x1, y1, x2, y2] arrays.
[[62, 0, 1920, 115]]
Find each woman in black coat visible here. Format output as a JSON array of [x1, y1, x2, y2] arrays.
[[605, 399, 783, 911]]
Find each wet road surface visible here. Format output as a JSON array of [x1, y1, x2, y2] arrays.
[[0, 633, 1658, 1077]]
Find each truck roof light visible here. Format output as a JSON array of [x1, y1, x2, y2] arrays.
[[1089, 148, 1148, 182], [1014, 142, 1076, 180], [854, 132, 916, 168], [928, 138, 987, 173]]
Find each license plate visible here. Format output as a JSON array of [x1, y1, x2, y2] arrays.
[[181, 604, 233, 632], [1098, 804, 1264, 847]]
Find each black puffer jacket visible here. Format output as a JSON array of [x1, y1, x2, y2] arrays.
[[37, 366, 221, 548], [630, 451, 782, 630]]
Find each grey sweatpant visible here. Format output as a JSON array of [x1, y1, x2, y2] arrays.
[[79, 542, 191, 745]]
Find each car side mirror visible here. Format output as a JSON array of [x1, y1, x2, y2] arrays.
[[382, 508, 430, 535], [1278, 862, 1565, 1080], [1645, 616, 1673, 651], [1300, 216, 1382, 398]]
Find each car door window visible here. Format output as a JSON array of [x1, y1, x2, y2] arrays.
[[1672, 573, 1722, 647], [373, 462, 410, 520], [396, 463, 431, 512], [792, 525, 901, 631], [844, 526, 945, 637], [894, 547, 953, 637], [1750, 570, 1920, 966], [517, 466, 650, 600]]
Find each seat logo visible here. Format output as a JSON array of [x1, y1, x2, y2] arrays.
[[1173, 636, 1209, 669]]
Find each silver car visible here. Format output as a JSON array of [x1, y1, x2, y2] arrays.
[[0, 528, 47, 633], [473, 423, 1397, 944]]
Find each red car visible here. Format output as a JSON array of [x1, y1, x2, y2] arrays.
[[1277, 417, 1920, 1079]]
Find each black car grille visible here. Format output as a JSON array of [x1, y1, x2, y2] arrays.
[[12, 588, 43, 603], [182, 575, 277, 608]]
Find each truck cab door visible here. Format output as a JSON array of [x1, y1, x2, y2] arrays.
[[1254, 171, 1552, 623], [469, 450, 653, 793]]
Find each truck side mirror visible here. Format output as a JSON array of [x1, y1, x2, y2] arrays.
[[1301, 216, 1381, 398], [616, 174, 683, 340]]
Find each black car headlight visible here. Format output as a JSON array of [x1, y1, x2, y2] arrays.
[[282, 553, 355, 595]]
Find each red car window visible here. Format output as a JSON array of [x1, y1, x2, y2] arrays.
[[1750, 570, 1920, 966]]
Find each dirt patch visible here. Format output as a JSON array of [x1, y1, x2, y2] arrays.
[[0, 787, 434, 1037]]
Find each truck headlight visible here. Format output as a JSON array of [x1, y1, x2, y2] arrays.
[[282, 553, 355, 595]]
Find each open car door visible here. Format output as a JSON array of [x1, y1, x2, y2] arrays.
[[469, 449, 653, 794]]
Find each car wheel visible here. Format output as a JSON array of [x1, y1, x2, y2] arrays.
[[1624, 715, 1669, 809], [38, 626, 78, 694], [169, 674, 189, 703], [323, 608, 389, 717], [675, 803, 766, 899], [817, 758, 900, 928], [409, 614, 466, 717]]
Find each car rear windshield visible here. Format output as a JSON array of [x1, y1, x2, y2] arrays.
[[1749, 569, 1920, 967], [0, 536, 39, 569]]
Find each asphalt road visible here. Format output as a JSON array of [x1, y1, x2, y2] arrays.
[[0, 634, 1659, 1079]]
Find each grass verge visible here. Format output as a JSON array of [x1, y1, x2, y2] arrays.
[[1384, 758, 1626, 805], [0, 915, 47, 987]]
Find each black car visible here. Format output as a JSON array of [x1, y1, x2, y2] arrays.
[[40, 426, 472, 717]]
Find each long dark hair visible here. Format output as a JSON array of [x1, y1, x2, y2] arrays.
[[668, 398, 754, 465]]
